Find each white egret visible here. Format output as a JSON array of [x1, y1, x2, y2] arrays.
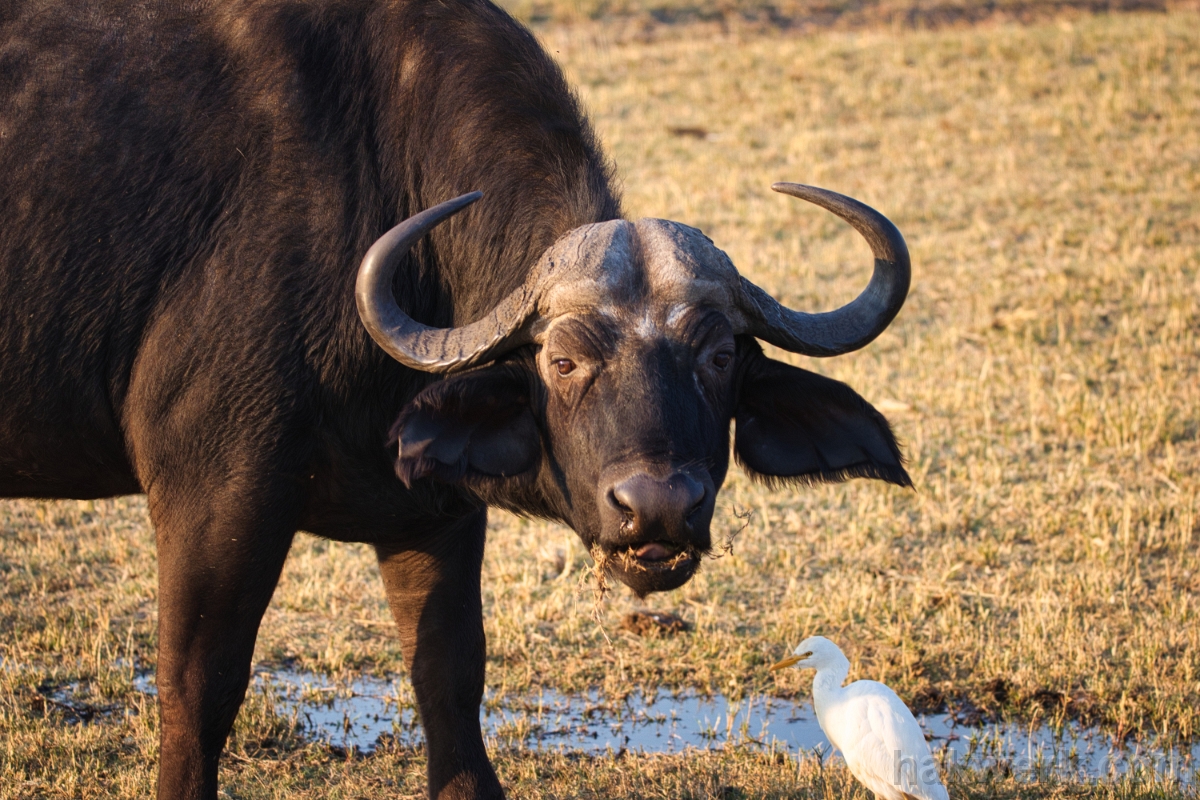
[[771, 636, 949, 800]]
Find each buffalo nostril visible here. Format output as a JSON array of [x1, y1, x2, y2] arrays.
[[677, 477, 706, 515], [612, 481, 646, 529], [609, 472, 707, 536], [607, 488, 636, 534], [608, 488, 634, 518], [668, 474, 706, 523]]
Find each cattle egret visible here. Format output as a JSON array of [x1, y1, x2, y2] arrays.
[[771, 636, 949, 800]]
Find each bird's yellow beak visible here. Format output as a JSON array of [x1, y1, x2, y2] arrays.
[[769, 654, 803, 672]]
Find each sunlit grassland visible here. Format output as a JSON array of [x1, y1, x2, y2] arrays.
[[2, 8, 1198, 798], [499, 0, 1198, 30]]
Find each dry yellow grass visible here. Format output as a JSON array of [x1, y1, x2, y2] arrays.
[[2, 7, 1198, 797], [500, 0, 1199, 32]]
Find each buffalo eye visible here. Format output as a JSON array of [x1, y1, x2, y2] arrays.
[[554, 358, 576, 376], [712, 352, 733, 371]]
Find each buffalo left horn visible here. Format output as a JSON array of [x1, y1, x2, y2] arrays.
[[735, 183, 910, 356], [355, 191, 542, 373]]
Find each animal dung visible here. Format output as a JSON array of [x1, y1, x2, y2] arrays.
[[621, 610, 690, 637], [666, 126, 710, 139]]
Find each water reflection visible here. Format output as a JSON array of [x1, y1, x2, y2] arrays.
[[134, 667, 1199, 784]]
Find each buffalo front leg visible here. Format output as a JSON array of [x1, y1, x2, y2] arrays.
[[150, 492, 295, 800], [376, 509, 502, 800]]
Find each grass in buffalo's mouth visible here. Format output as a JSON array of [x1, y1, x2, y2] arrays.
[[614, 542, 699, 572], [586, 541, 703, 604], [2, 5, 1199, 797]]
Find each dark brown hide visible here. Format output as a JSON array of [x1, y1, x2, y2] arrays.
[[0, 0, 907, 798], [0, 1, 613, 798]]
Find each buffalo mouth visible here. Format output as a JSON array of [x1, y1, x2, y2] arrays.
[[598, 540, 701, 597]]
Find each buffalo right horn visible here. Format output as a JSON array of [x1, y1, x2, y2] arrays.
[[355, 192, 542, 373], [735, 183, 910, 357]]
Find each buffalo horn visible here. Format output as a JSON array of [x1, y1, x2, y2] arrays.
[[736, 183, 910, 356], [355, 192, 540, 373]]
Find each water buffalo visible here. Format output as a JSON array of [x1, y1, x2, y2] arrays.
[[0, 0, 910, 798]]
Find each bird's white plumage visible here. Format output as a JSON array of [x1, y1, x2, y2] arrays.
[[773, 636, 949, 800]]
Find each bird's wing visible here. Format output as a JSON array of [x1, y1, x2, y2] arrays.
[[842, 684, 949, 800]]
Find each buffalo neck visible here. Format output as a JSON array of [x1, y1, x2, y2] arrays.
[[374, 0, 623, 328]]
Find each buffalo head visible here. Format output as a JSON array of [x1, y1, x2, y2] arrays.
[[356, 184, 911, 595]]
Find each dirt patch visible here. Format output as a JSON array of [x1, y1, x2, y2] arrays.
[[1031, 687, 1066, 711], [910, 684, 946, 713], [985, 677, 1011, 705]]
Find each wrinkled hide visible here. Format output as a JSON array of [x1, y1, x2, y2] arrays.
[[0, 0, 910, 797], [387, 218, 910, 595]]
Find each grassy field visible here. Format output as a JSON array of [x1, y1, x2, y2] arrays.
[[2, 5, 1199, 799], [500, 0, 1198, 33]]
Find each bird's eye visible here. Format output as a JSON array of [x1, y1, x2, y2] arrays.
[[712, 352, 732, 370], [554, 359, 576, 376]]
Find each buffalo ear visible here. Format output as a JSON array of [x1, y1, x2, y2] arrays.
[[389, 365, 540, 487], [734, 356, 911, 487]]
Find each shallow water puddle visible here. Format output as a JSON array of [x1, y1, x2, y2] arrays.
[[130, 667, 1200, 783]]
